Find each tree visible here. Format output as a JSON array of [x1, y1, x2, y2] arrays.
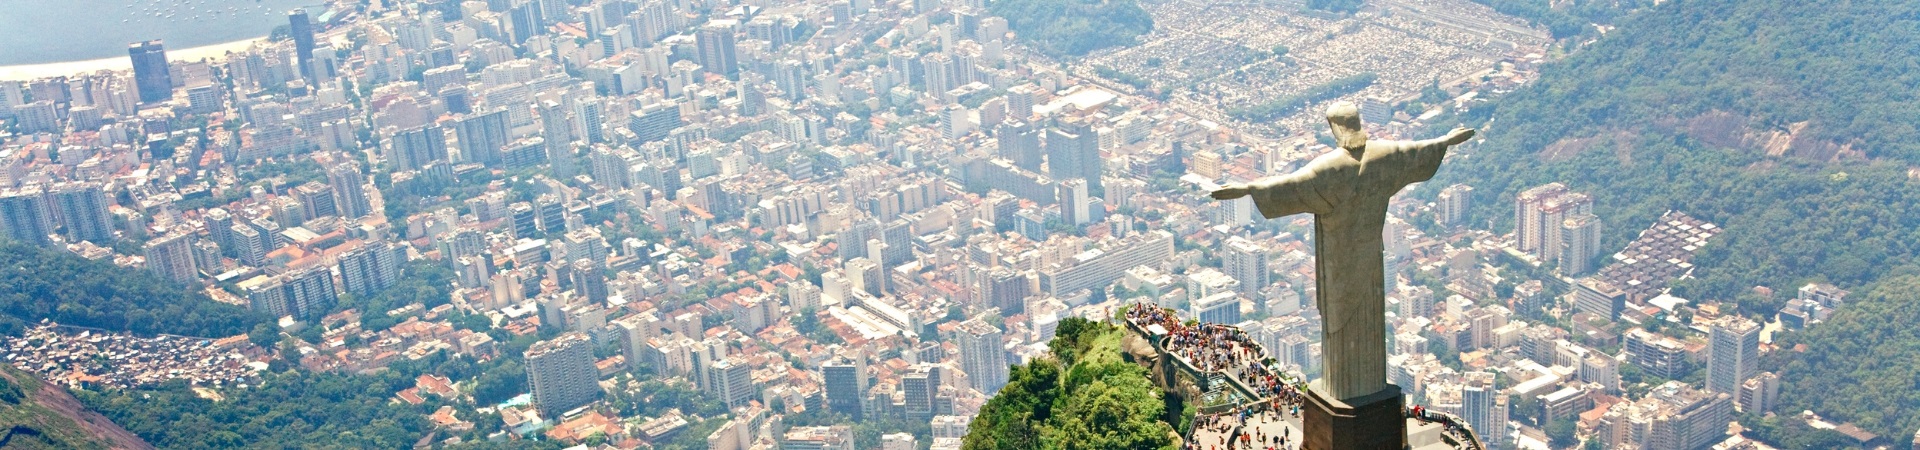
[[1546, 419, 1577, 449], [248, 323, 280, 348], [963, 359, 1060, 450], [471, 360, 526, 406]]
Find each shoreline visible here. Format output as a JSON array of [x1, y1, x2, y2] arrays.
[[0, 37, 269, 81]]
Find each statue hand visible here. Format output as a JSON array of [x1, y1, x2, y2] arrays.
[[1444, 127, 1476, 146], [1211, 184, 1250, 200]]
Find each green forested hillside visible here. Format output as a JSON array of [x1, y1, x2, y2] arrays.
[[1428, 0, 1920, 312], [1421, 0, 1920, 437], [1771, 273, 1920, 440], [962, 318, 1176, 450]]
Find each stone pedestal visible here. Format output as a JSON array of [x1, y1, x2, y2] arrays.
[[1304, 382, 1407, 450]]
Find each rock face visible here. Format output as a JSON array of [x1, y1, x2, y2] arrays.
[[0, 364, 153, 450]]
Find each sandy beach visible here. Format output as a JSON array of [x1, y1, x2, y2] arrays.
[[0, 37, 267, 81]]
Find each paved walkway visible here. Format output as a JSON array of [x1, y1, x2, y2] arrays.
[[1187, 404, 1306, 450]]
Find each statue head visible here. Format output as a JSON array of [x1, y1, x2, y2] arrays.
[[1326, 101, 1368, 152]]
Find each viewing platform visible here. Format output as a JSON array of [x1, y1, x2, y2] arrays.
[[1121, 303, 1484, 450]]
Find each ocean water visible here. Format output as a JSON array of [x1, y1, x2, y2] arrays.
[[0, 0, 323, 66]]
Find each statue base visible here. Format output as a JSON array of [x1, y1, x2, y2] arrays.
[[1304, 383, 1407, 450]]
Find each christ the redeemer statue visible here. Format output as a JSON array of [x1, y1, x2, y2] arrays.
[[1212, 101, 1472, 449]]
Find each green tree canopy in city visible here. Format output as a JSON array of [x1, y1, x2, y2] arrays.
[[0, 242, 268, 338], [989, 0, 1153, 58]]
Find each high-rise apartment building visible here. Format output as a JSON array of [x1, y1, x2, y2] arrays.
[[1736, 372, 1778, 413], [1461, 371, 1507, 450], [453, 109, 511, 165], [1559, 213, 1602, 275], [1624, 328, 1690, 380], [288, 9, 317, 81], [986, 270, 1031, 314], [337, 241, 405, 297], [709, 356, 756, 408], [244, 267, 337, 320], [293, 182, 338, 220], [0, 187, 54, 245], [822, 357, 867, 420], [508, 1, 547, 44], [1190, 292, 1240, 325], [1573, 277, 1626, 320], [328, 164, 373, 219], [1596, 381, 1732, 450], [997, 121, 1043, 172], [1046, 117, 1102, 194], [526, 332, 601, 418], [1537, 192, 1592, 263], [902, 365, 940, 419], [1056, 179, 1090, 226], [627, 100, 682, 143], [1223, 236, 1269, 296], [144, 232, 199, 284], [957, 318, 1008, 394], [1514, 183, 1567, 255], [50, 182, 113, 243], [390, 125, 449, 170], [128, 40, 172, 103], [570, 259, 607, 303], [696, 21, 739, 77], [230, 223, 271, 267], [1438, 184, 1472, 228], [1037, 230, 1174, 297], [1706, 315, 1760, 395]]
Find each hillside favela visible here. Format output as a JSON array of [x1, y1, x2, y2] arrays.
[[0, 0, 1917, 448]]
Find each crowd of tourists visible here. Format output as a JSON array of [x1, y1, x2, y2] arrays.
[[1126, 303, 1301, 399], [1128, 303, 1315, 450]]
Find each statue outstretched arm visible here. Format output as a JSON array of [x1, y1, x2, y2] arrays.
[[1381, 127, 1475, 185], [1211, 170, 1324, 219], [1405, 127, 1475, 160]]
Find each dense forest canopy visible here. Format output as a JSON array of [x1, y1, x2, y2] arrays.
[[1454, 0, 1920, 163], [1772, 273, 1920, 440], [0, 242, 268, 338], [1420, 0, 1920, 438], [75, 353, 560, 450], [1426, 0, 1920, 312], [988, 0, 1153, 58]]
